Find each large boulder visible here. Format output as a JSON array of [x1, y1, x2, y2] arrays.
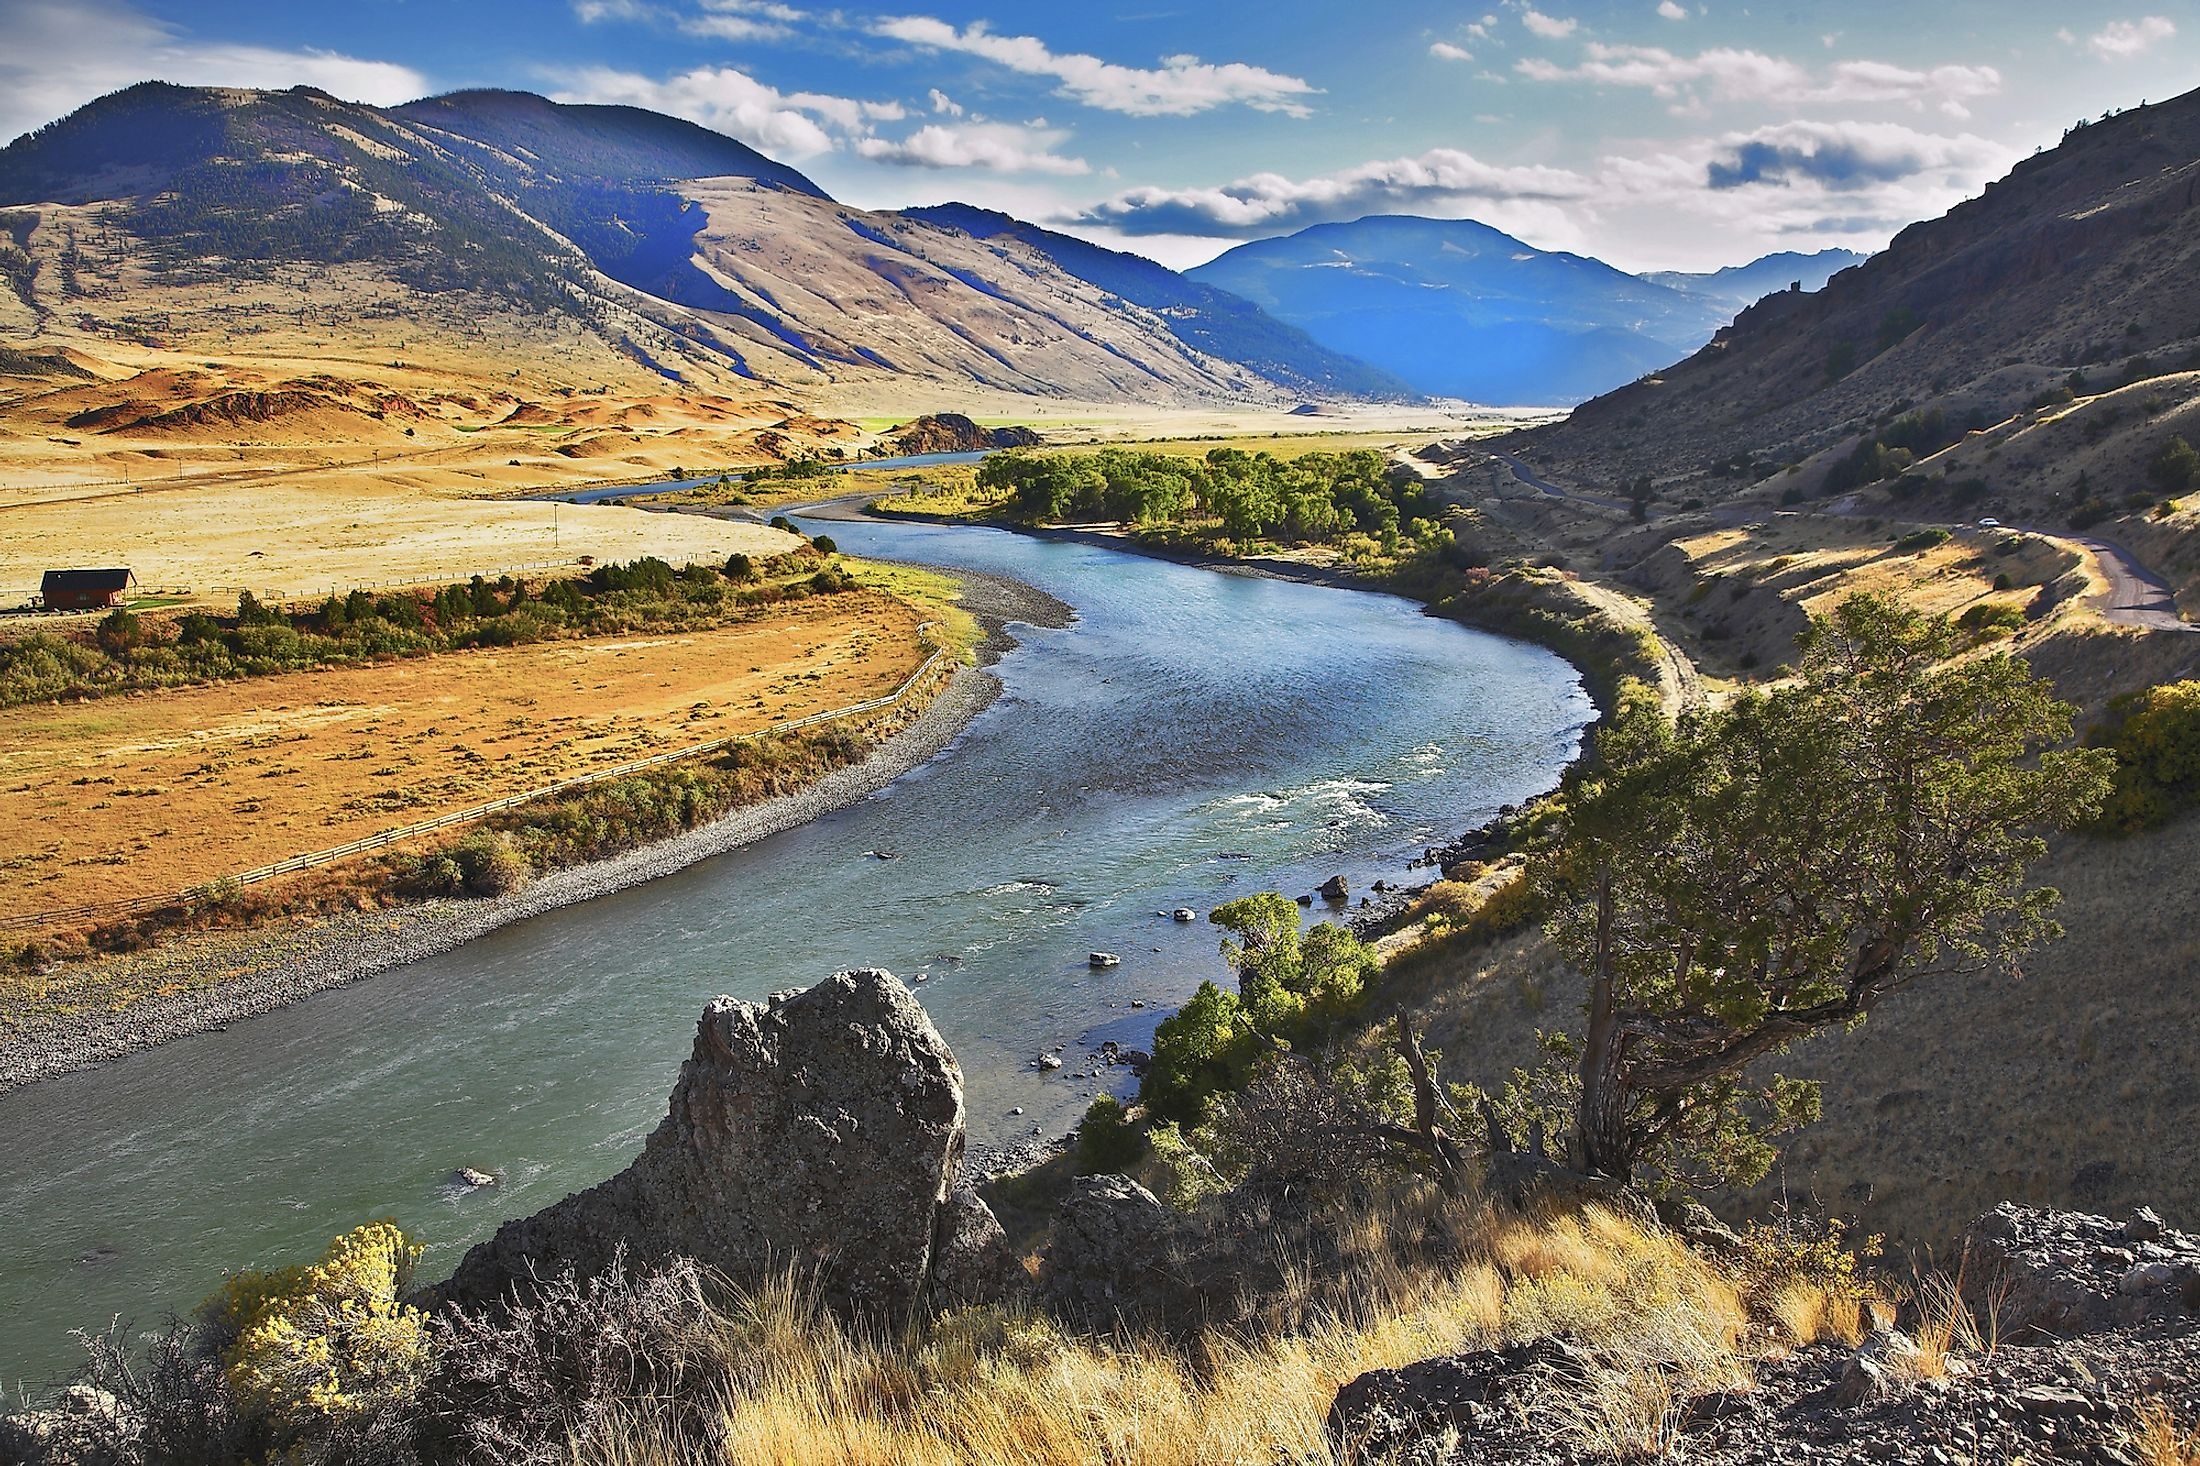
[[1040, 1174, 1178, 1319], [1963, 1202, 2200, 1340], [441, 969, 998, 1328], [1325, 1337, 1591, 1464], [931, 1186, 1016, 1308], [0, 1387, 134, 1466]]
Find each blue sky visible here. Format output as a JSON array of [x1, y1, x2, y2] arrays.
[[2, 0, 2193, 271]]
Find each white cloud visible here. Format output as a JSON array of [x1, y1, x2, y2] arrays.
[[1078, 147, 1598, 237], [1695, 119, 2008, 191], [1430, 41, 1475, 62], [0, 0, 427, 142], [857, 120, 1088, 174], [681, 0, 803, 41], [572, 0, 654, 22], [546, 63, 898, 159], [873, 15, 1319, 117], [1657, 0, 1688, 19], [927, 87, 964, 116], [1517, 43, 2001, 112], [572, 0, 802, 41], [1521, 9, 1579, 39], [2089, 16, 2176, 59], [1075, 117, 2017, 274]]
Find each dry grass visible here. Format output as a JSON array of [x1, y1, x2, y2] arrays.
[[1906, 1271, 1988, 1380], [562, 1200, 1855, 1466], [2131, 1398, 2200, 1466], [0, 594, 926, 922]]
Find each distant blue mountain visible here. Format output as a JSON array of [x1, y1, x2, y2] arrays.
[[1644, 248, 1866, 314], [1187, 215, 1841, 407], [900, 203, 1416, 400]]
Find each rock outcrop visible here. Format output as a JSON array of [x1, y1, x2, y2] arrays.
[[439, 969, 1004, 1328], [1963, 1201, 2200, 1340], [885, 413, 1043, 455], [0, 1387, 133, 1466], [1321, 1205, 2200, 1465], [1326, 1337, 1591, 1464]]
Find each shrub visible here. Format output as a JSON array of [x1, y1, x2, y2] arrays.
[[450, 833, 530, 897], [809, 534, 838, 555], [1956, 602, 2025, 636], [1076, 1095, 1147, 1174], [2086, 680, 2200, 833], [724, 552, 756, 581], [424, 1251, 727, 1464], [2150, 435, 2198, 493], [95, 608, 147, 654], [205, 1221, 431, 1449]]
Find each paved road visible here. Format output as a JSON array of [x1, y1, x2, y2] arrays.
[[2040, 528, 2197, 633], [1488, 448, 1567, 498], [1486, 448, 1638, 513]]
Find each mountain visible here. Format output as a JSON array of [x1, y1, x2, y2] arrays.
[[898, 202, 1415, 401], [1517, 83, 2200, 528], [0, 83, 1369, 409], [1187, 215, 1737, 406], [1644, 248, 1866, 314]]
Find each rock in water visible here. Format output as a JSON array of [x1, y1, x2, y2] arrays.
[[1319, 874, 1349, 901], [440, 969, 986, 1328]]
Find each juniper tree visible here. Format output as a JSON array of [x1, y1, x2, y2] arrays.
[[1530, 594, 2113, 1188]]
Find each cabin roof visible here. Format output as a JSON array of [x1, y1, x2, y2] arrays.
[[40, 568, 135, 593]]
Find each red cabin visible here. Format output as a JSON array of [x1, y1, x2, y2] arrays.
[[39, 568, 136, 611]]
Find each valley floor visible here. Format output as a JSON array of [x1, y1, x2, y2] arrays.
[[0, 566, 1068, 1093]]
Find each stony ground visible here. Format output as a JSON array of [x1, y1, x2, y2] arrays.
[[1328, 1204, 2200, 1465]]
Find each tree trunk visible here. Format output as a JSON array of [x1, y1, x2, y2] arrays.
[[1573, 869, 1633, 1180]]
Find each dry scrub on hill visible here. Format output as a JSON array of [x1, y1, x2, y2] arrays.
[[55, 1200, 1882, 1466]]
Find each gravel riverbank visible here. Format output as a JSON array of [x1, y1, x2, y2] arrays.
[[0, 570, 1073, 1095]]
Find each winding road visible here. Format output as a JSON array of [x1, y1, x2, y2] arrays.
[[1476, 447, 2194, 635], [2039, 527, 2197, 632]]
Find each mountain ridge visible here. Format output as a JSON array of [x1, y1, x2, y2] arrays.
[[1511, 81, 2200, 535], [1188, 213, 1744, 406], [0, 82, 1391, 409], [897, 202, 1417, 401]]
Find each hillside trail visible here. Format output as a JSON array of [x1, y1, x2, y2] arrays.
[[1565, 575, 1705, 717], [1480, 445, 2195, 637], [2023, 525, 2197, 632]]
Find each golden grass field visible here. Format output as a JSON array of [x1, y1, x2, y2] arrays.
[[0, 592, 926, 921]]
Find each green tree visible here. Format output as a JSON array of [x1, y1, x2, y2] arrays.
[[2149, 435, 2198, 493], [1075, 1095, 1146, 1173], [94, 607, 145, 654], [1530, 593, 2113, 1188], [1142, 980, 1259, 1125], [1142, 896, 1378, 1125]]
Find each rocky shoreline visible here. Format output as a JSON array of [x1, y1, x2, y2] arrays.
[[0, 570, 1073, 1096]]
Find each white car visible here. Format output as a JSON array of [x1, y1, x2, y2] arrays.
[[1976, 517, 2002, 528]]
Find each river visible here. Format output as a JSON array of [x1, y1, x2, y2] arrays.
[[0, 514, 1589, 1384]]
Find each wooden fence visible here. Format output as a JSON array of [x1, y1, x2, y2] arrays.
[[0, 637, 954, 935]]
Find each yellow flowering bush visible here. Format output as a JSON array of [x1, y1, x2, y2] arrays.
[[204, 1221, 433, 1441]]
